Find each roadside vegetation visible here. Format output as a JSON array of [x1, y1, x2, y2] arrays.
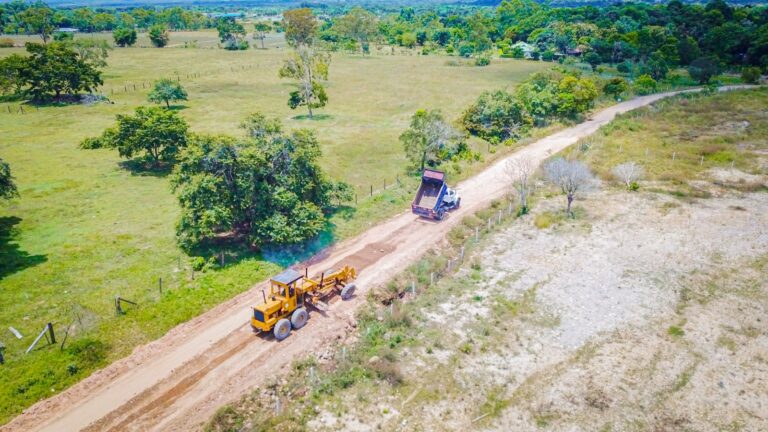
[[565, 88, 768, 197]]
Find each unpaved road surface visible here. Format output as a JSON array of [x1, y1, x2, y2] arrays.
[[3, 87, 753, 432]]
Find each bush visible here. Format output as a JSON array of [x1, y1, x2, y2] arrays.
[[688, 56, 719, 84], [634, 74, 657, 95], [0, 38, 14, 48], [191, 256, 206, 271], [475, 55, 491, 67], [741, 67, 762, 84], [66, 338, 108, 366]]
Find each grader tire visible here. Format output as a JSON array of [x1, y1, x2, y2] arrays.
[[274, 319, 291, 341], [341, 284, 356, 301], [291, 308, 308, 329]]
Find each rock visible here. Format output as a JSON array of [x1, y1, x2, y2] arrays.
[[368, 356, 380, 364]]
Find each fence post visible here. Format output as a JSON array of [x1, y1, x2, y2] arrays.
[[475, 227, 479, 242], [0, 343, 4, 365], [487, 218, 491, 230], [430, 272, 434, 285], [370, 185, 373, 196], [159, 277, 163, 294], [672, 151, 676, 161], [460, 246, 465, 262], [411, 281, 415, 295], [220, 251, 225, 267]]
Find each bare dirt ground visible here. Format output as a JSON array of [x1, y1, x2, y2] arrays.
[[307, 189, 767, 431], [2, 87, 755, 432]]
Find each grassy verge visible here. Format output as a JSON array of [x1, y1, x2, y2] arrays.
[[563, 88, 768, 197]]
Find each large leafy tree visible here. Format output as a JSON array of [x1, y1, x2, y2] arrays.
[[0, 158, 19, 201], [19, 42, 103, 101], [171, 113, 349, 249], [148, 78, 188, 108], [400, 109, 464, 171], [113, 27, 137, 47], [149, 24, 169, 48], [461, 89, 532, 144], [279, 45, 330, 118], [217, 19, 248, 50], [335, 7, 378, 54], [283, 8, 317, 47], [18, 6, 55, 43], [80, 106, 188, 167]]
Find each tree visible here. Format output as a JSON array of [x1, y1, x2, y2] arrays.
[[506, 157, 533, 215], [71, 39, 112, 68], [603, 77, 629, 99], [400, 109, 464, 171], [171, 113, 348, 249], [612, 161, 644, 190], [149, 25, 169, 48], [253, 22, 271, 49], [283, 8, 317, 47], [217, 19, 248, 50], [461, 89, 532, 144], [19, 42, 103, 101], [279, 45, 330, 118], [556, 75, 599, 118], [688, 56, 719, 84], [584, 51, 601, 71], [0, 54, 27, 96], [0, 158, 19, 201], [148, 78, 188, 108], [335, 7, 378, 54], [113, 28, 137, 47], [543, 157, 595, 217], [81, 106, 188, 167], [19, 7, 55, 44]]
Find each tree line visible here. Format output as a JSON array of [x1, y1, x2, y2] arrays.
[[319, 0, 768, 74], [0, 1, 214, 36]]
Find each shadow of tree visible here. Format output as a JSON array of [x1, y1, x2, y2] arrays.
[[0, 216, 47, 280], [291, 113, 334, 121], [118, 160, 174, 178]]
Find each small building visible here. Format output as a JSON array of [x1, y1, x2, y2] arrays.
[[56, 27, 79, 33]]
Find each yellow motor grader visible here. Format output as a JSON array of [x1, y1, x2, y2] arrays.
[[251, 266, 357, 340]]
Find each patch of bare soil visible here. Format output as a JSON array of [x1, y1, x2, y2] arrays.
[[307, 190, 768, 432]]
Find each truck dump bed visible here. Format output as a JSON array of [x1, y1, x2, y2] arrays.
[[412, 169, 447, 218], [414, 181, 441, 209]]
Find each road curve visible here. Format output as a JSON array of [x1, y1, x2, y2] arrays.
[[2, 85, 756, 432]]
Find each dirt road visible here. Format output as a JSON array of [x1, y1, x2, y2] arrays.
[[3, 86, 753, 432]]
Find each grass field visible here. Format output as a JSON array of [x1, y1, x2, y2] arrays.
[[0, 31, 551, 423], [565, 88, 768, 195]]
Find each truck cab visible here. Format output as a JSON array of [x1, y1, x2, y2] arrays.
[[251, 269, 303, 332]]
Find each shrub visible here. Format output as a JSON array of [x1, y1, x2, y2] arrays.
[[475, 55, 491, 66], [633, 74, 657, 95], [0, 38, 14, 48], [191, 256, 206, 271], [741, 67, 762, 84], [66, 338, 108, 366], [688, 56, 719, 84], [534, 212, 554, 229]]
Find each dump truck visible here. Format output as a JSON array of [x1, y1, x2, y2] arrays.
[[411, 169, 460, 220], [251, 266, 357, 341]]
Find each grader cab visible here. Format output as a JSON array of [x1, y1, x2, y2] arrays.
[[251, 266, 357, 341]]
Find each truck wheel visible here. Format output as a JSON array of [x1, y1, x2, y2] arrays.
[[291, 308, 308, 329], [436, 209, 445, 220], [274, 319, 291, 341], [341, 284, 356, 300], [456, 197, 461, 208]]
